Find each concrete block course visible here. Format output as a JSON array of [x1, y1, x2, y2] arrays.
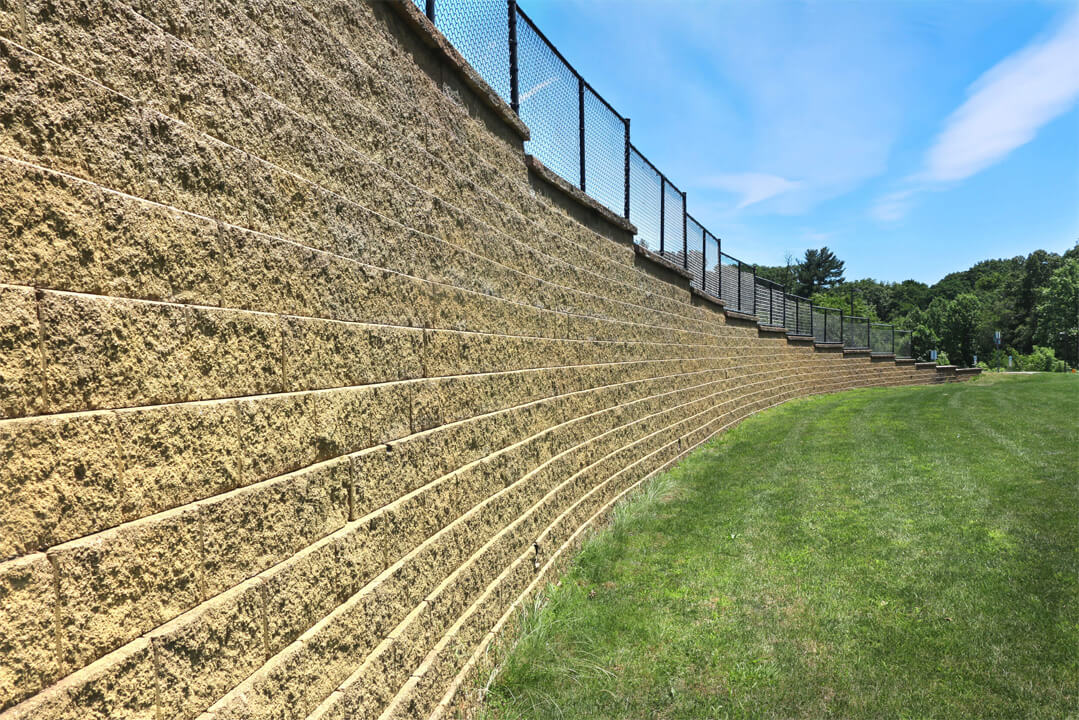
[[0, 1, 942, 717]]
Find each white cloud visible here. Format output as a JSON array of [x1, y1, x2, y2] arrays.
[[872, 7, 1079, 223], [870, 190, 916, 223], [704, 173, 802, 209], [923, 8, 1079, 183]]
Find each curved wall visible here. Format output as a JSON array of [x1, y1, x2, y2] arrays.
[[0, 1, 948, 718]]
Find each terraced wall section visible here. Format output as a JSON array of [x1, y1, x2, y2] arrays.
[[0, 1, 954, 718]]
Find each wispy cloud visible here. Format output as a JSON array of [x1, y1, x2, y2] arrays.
[[923, 9, 1079, 183], [870, 190, 916, 223], [704, 173, 801, 209], [872, 7, 1079, 222]]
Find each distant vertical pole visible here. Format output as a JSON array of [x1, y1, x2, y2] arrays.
[[508, 1, 519, 115], [701, 226, 706, 292], [753, 266, 758, 316], [681, 191, 688, 270], [718, 239, 723, 299], [426, 0, 435, 22], [623, 119, 630, 220], [736, 261, 741, 312], [659, 179, 666, 254], [578, 76, 586, 192]]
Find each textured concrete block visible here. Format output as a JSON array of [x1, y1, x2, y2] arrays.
[[50, 504, 203, 671], [114, 400, 242, 522], [259, 535, 342, 652], [0, 638, 156, 720], [0, 553, 57, 711], [0, 284, 44, 418], [0, 411, 123, 558], [39, 292, 282, 412], [150, 578, 265, 720], [0, 157, 224, 304], [200, 457, 350, 596], [283, 316, 422, 391]]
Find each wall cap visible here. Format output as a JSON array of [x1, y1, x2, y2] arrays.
[[758, 324, 788, 334], [632, 243, 694, 280], [526, 155, 637, 234], [724, 309, 760, 323], [388, 0, 531, 141], [843, 348, 872, 355], [689, 286, 725, 308]]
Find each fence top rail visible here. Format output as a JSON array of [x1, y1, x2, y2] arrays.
[[870, 322, 893, 328], [755, 276, 784, 290], [516, 6, 627, 122], [786, 292, 811, 302], [845, 314, 870, 322], [719, 251, 750, 267], [815, 305, 843, 313], [629, 143, 666, 180]]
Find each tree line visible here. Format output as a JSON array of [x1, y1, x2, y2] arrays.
[[755, 243, 1079, 368]]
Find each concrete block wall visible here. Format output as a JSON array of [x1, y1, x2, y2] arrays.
[[0, 1, 942, 717]]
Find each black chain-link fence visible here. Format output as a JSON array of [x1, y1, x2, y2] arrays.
[[870, 323, 895, 355], [416, 0, 913, 358], [843, 316, 871, 350], [814, 306, 843, 344], [894, 330, 912, 359]]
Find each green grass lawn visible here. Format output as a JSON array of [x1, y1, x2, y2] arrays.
[[480, 374, 1078, 720]]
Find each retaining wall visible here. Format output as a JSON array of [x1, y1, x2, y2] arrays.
[[0, 1, 954, 718]]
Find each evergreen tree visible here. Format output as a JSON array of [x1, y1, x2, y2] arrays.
[[795, 247, 845, 296]]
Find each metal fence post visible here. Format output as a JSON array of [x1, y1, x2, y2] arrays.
[[681, 191, 688, 269], [810, 302, 815, 338], [753, 266, 758, 316], [717, 240, 722, 299], [659, 179, 665, 254], [426, 0, 435, 22], [578, 76, 586, 191], [623, 120, 630, 219], [867, 318, 871, 349], [840, 310, 845, 344], [891, 325, 895, 354], [700, 226, 706, 292], [507, 1, 519, 115], [736, 260, 741, 312]]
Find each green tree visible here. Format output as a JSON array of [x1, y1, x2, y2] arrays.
[[1034, 258, 1079, 368], [939, 293, 981, 367], [795, 247, 845, 296]]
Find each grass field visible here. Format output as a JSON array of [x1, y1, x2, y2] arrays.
[[480, 374, 1078, 720]]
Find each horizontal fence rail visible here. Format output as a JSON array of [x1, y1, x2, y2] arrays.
[[417, 0, 913, 359]]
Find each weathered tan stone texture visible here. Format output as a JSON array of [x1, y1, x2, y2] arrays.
[[0, 553, 57, 711], [114, 399, 242, 522], [200, 457, 350, 596], [0, 411, 123, 558], [49, 504, 203, 671], [0, 638, 156, 720], [150, 578, 266, 720], [0, 284, 44, 419]]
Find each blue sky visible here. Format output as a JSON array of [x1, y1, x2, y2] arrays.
[[519, 0, 1079, 284]]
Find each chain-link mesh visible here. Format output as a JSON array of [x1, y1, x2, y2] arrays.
[[517, 12, 580, 187], [843, 316, 870, 349], [717, 253, 754, 314], [786, 295, 813, 335], [583, 86, 627, 216], [661, 179, 685, 265], [629, 147, 662, 250], [428, 0, 511, 103], [686, 216, 706, 291], [419, 1, 918, 349], [754, 279, 784, 326], [703, 231, 721, 298], [895, 330, 912, 359], [814, 307, 842, 343], [870, 323, 893, 354]]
